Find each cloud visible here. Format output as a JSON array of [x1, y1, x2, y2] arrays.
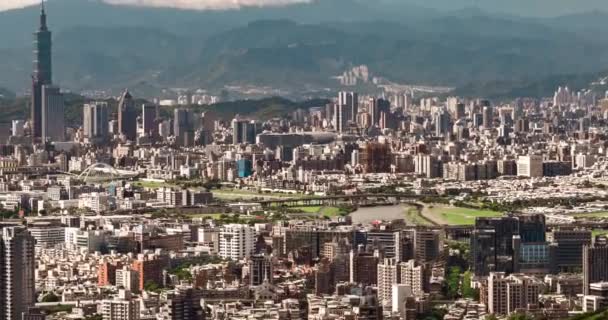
[[0, 0, 313, 11], [104, 0, 313, 10]]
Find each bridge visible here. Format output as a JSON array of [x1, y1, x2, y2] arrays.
[[60, 163, 139, 183], [259, 193, 440, 209]]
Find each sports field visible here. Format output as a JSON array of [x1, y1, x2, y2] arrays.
[[422, 205, 503, 225], [574, 212, 608, 218]]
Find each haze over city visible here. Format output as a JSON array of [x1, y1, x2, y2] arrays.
[[1, 1, 608, 320]]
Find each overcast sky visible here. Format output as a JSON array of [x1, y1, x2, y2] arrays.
[[0, 0, 312, 11], [2, 0, 608, 16]]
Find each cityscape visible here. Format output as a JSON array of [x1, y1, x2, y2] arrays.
[[4, 1, 608, 320]]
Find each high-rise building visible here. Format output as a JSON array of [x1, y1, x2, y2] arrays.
[[117, 90, 137, 141], [414, 229, 440, 263], [41, 85, 64, 142], [517, 155, 543, 178], [434, 109, 450, 136], [333, 104, 349, 133], [131, 253, 169, 292], [1, 226, 36, 320], [583, 244, 608, 295], [377, 258, 399, 307], [173, 116, 194, 142], [482, 105, 493, 128], [27, 221, 64, 248], [160, 287, 204, 320], [487, 272, 543, 315], [349, 247, 379, 286], [369, 98, 390, 127], [338, 91, 358, 122], [471, 217, 519, 276], [400, 259, 425, 296], [31, 2, 53, 140], [551, 229, 592, 272], [141, 104, 157, 136], [115, 266, 139, 294], [249, 253, 273, 286], [83, 102, 109, 140], [232, 117, 259, 145], [101, 290, 140, 320], [219, 224, 255, 260]]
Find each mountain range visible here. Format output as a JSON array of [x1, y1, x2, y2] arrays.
[[1, 0, 608, 98]]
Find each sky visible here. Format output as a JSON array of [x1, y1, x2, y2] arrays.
[[0, 0, 312, 11], [1, 0, 608, 16]]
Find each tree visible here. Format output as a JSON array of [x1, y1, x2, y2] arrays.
[[41, 292, 60, 302], [462, 270, 479, 299], [446, 266, 462, 299], [144, 280, 161, 293], [507, 313, 534, 320]]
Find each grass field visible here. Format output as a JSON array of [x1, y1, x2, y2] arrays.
[[423, 205, 502, 225], [213, 189, 305, 200], [574, 212, 608, 218], [133, 180, 176, 188], [294, 206, 348, 218], [592, 229, 608, 237], [187, 213, 223, 219], [404, 206, 434, 226]]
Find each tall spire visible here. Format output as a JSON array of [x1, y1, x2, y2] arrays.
[[40, 0, 47, 31]]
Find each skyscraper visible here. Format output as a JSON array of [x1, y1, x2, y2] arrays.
[[83, 102, 109, 140], [1, 226, 36, 320], [338, 91, 358, 122], [583, 244, 608, 295], [41, 85, 64, 142], [231, 117, 259, 145], [31, 1, 53, 139], [141, 104, 158, 137], [174, 108, 194, 146], [118, 90, 137, 141]]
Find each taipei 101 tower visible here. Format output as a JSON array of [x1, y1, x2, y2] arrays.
[[31, 0, 52, 139]]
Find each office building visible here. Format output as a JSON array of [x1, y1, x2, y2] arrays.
[[219, 224, 255, 260], [414, 229, 440, 263], [31, 2, 53, 139], [1, 226, 36, 320], [41, 85, 64, 142], [583, 244, 608, 295], [349, 248, 379, 286], [517, 155, 543, 178], [434, 109, 450, 136], [83, 102, 109, 139], [141, 104, 157, 136], [249, 253, 273, 286], [482, 105, 493, 128], [174, 108, 194, 146], [338, 91, 358, 122], [551, 229, 592, 271], [232, 117, 259, 145], [27, 221, 65, 248], [118, 90, 137, 141], [333, 104, 349, 133], [471, 216, 520, 276], [369, 98, 390, 127]]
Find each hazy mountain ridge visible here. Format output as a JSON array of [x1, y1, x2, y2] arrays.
[[2, 0, 608, 96]]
